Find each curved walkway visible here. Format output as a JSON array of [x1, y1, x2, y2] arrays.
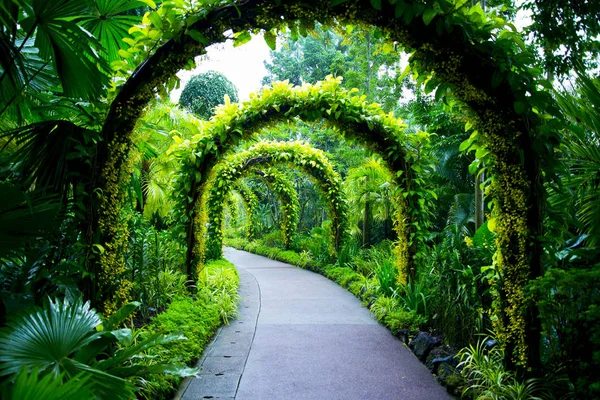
[[178, 248, 452, 399]]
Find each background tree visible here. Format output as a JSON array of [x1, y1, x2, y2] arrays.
[[179, 71, 239, 120]]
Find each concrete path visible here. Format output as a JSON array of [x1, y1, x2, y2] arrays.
[[179, 248, 452, 400]]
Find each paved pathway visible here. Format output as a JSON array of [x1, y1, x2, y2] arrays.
[[178, 248, 452, 399]]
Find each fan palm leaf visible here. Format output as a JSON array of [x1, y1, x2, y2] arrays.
[[554, 70, 600, 245], [78, 0, 149, 64], [1, 120, 98, 195], [0, 298, 101, 377], [9, 0, 111, 101], [1, 368, 94, 400]]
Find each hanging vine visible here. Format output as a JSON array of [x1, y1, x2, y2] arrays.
[[252, 168, 300, 249]]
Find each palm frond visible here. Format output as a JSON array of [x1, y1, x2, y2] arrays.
[[1, 368, 94, 400], [555, 70, 600, 245], [1, 120, 98, 195], [19, 0, 110, 100], [446, 193, 475, 235], [0, 298, 101, 377], [78, 0, 146, 64]]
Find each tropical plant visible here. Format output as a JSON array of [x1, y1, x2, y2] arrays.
[[1, 368, 94, 400], [458, 338, 549, 400], [552, 71, 600, 247], [395, 279, 429, 317], [0, 298, 197, 399], [344, 157, 396, 247], [375, 259, 398, 297]]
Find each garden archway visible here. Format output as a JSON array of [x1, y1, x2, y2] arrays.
[[232, 181, 260, 240], [91, 0, 560, 368], [198, 141, 345, 263]]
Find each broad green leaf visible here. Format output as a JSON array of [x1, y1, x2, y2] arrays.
[[234, 31, 252, 47], [423, 8, 437, 25], [514, 100, 526, 115], [264, 31, 277, 50]]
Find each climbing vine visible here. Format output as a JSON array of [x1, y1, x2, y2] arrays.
[[198, 141, 346, 264], [92, 0, 564, 369], [225, 192, 239, 229], [169, 77, 430, 285]]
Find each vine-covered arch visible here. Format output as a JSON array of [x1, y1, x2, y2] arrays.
[[218, 169, 301, 254], [199, 141, 346, 262], [91, 0, 561, 367], [252, 168, 301, 249], [232, 181, 260, 240], [172, 77, 424, 285], [224, 192, 239, 230]]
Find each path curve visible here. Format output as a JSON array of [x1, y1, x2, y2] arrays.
[[179, 248, 452, 399]]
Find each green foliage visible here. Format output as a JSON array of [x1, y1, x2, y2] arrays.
[[415, 231, 489, 347], [525, 0, 600, 75], [232, 181, 260, 240], [552, 71, 600, 247], [202, 140, 346, 261], [375, 259, 397, 297], [263, 24, 404, 112], [1, 368, 94, 400], [384, 308, 427, 333], [344, 157, 396, 246], [527, 266, 600, 397], [139, 258, 238, 399], [126, 212, 188, 318], [0, 182, 60, 259], [254, 168, 300, 248], [458, 339, 549, 400], [396, 279, 429, 317], [0, 298, 196, 399], [179, 71, 239, 120]]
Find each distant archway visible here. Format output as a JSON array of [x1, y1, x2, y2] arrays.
[[220, 169, 301, 253], [232, 181, 260, 240], [199, 141, 345, 262]]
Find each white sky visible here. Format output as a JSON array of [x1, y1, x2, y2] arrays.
[[170, 33, 272, 103]]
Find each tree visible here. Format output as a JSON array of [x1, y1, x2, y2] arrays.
[[524, 0, 600, 76], [179, 71, 239, 120], [262, 25, 403, 112]]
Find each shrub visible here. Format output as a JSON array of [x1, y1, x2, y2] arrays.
[[384, 309, 426, 332], [458, 338, 550, 400]]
